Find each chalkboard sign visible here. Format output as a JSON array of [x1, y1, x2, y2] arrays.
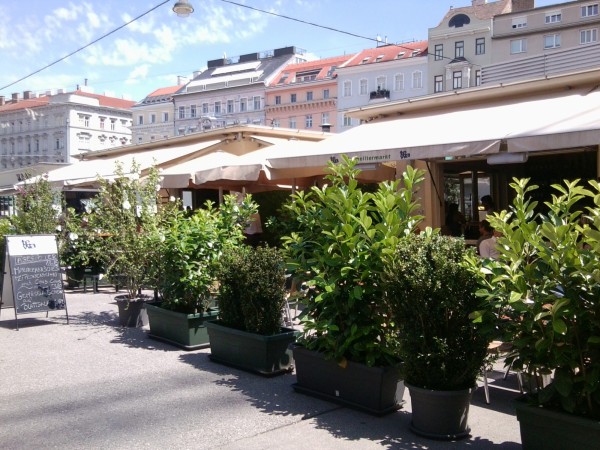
[[1, 235, 68, 328]]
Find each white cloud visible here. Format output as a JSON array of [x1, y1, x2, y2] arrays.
[[125, 64, 150, 85]]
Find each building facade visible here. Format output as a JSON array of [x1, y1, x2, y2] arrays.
[[336, 41, 428, 130], [427, 0, 534, 94], [484, 0, 600, 83], [0, 88, 134, 170], [131, 85, 184, 144], [173, 47, 308, 134], [265, 55, 353, 133]]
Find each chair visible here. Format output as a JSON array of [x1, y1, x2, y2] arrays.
[[482, 341, 524, 404]]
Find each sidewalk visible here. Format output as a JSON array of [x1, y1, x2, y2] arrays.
[[0, 288, 523, 449]]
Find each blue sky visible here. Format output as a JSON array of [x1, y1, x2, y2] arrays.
[[0, 0, 565, 102]]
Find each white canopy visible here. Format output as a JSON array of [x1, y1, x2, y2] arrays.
[[267, 86, 600, 169]]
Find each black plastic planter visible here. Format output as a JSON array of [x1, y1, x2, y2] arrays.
[[206, 320, 298, 376], [292, 345, 404, 416]]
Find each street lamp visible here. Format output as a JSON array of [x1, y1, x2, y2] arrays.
[[173, 0, 194, 17]]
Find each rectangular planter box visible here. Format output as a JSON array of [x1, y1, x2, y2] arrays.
[[515, 396, 600, 450], [206, 320, 298, 376], [292, 345, 404, 416], [146, 302, 218, 350]]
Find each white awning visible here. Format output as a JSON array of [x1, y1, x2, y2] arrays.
[[267, 86, 600, 169], [21, 140, 221, 188]]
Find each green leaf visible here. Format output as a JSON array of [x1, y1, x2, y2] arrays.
[[552, 319, 567, 335]]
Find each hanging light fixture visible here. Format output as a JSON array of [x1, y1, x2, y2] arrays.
[[173, 0, 194, 17]]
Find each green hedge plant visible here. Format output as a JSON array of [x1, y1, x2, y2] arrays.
[[385, 230, 494, 390], [468, 178, 600, 419], [217, 245, 287, 335], [282, 156, 424, 367], [157, 194, 257, 314]]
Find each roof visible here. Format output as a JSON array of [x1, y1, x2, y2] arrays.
[[341, 41, 428, 68], [436, 0, 512, 26], [73, 90, 135, 109], [0, 90, 135, 113], [135, 85, 183, 106], [270, 54, 354, 85]]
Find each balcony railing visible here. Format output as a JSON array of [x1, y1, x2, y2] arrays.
[[370, 89, 390, 100]]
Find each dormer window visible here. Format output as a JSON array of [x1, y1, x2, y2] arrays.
[[397, 52, 406, 59], [375, 55, 384, 62], [449, 13, 470, 28], [361, 57, 370, 64], [411, 49, 420, 57]]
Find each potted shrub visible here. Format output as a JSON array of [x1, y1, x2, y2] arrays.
[[147, 194, 257, 349], [282, 156, 424, 415], [88, 161, 165, 327], [468, 178, 600, 449], [206, 244, 297, 375], [384, 230, 494, 439]]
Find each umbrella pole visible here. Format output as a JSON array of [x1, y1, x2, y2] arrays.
[[219, 187, 223, 205]]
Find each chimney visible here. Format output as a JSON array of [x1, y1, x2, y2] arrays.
[[11, 93, 19, 102], [511, 0, 534, 12], [23, 91, 32, 100], [0, 96, 4, 106], [472, 0, 487, 5]]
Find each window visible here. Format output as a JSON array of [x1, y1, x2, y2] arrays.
[[290, 93, 297, 103], [239, 98, 247, 112], [110, 119, 116, 131], [305, 114, 313, 128], [412, 71, 423, 89], [150, 114, 156, 124], [434, 75, 443, 93], [202, 103, 209, 114], [227, 100, 234, 113], [581, 4, 599, 17], [275, 95, 281, 105], [511, 38, 527, 54], [190, 105, 196, 118], [321, 112, 329, 125], [289, 117, 297, 129], [544, 34, 561, 49], [581, 28, 598, 43], [455, 41, 464, 58], [376, 76, 386, 90], [214, 102, 221, 114], [84, 116, 89, 127], [512, 17, 527, 28], [163, 112, 169, 122], [475, 38, 485, 55], [306, 91, 313, 101], [394, 73, 404, 91], [359, 79, 368, 95], [343, 115, 352, 127], [99, 117, 105, 129], [138, 115, 144, 125], [343, 80, 351, 97], [453, 71, 462, 89], [178, 106, 185, 119], [323, 89, 330, 99], [475, 70, 481, 86], [253, 96, 261, 110], [434, 44, 443, 61], [545, 11, 562, 23]]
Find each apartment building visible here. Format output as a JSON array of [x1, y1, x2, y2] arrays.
[[265, 54, 353, 132], [428, 0, 534, 94], [173, 47, 308, 134], [131, 85, 184, 144], [336, 41, 428, 130], [0, 89, 134, 170], [484, 0, 600, 83]]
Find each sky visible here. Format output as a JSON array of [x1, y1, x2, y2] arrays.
[[0, 0, 566, 102]]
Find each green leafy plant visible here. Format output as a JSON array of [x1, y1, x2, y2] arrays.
[[282, 156, 424, 367], [217, 245, 287, 335], [88, 161, 166, 300], [385, 230, 494, 390], [58, 207, 101, 270], [12, 173, 61, 235], [467, 178, 600, 419], [157, 194, 257, 314]]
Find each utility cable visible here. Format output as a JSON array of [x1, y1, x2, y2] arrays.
[[0, 0, 170, 92]]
